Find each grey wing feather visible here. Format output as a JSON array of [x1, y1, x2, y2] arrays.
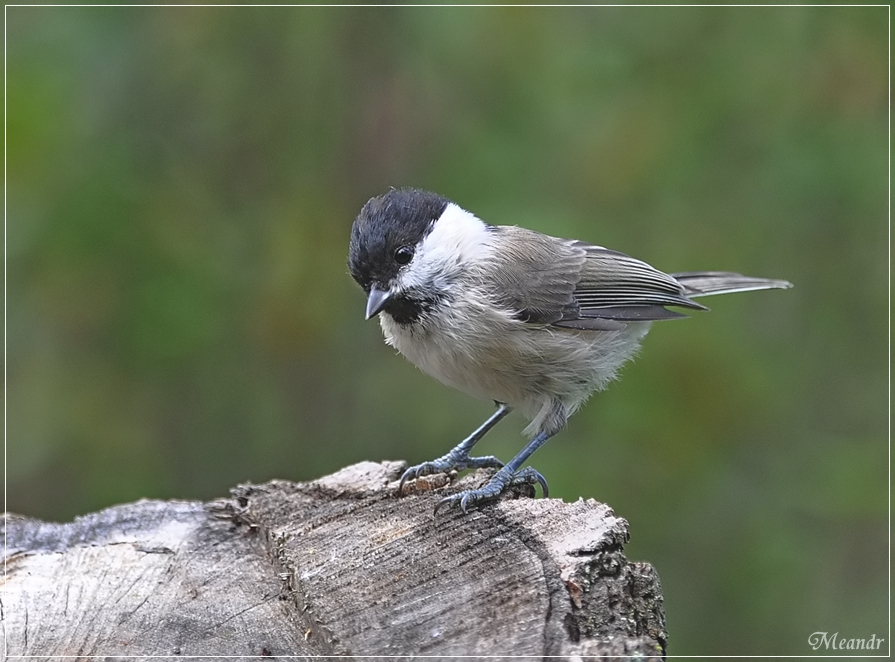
[[570, 242, 707, 318], [488, 228, 791, 328], [488, 228, 700, 326], [486, 226, 585, 324]]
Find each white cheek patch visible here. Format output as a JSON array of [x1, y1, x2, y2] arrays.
[[397, 202, 493, 292]]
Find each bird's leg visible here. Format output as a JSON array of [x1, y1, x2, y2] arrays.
[[435, 400, 566, 513], [433, 431, 552, 513], [398, 403, 511, 494]]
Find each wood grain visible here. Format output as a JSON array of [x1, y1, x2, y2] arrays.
[[3, 460, 667, 659]]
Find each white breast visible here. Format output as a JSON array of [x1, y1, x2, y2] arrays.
[[381, 302, 650, 437]]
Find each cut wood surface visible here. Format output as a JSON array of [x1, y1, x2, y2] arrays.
[[2, 461, 667, 659]]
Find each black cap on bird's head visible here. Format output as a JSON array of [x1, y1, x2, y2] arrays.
[[348, 188, 449, 318]]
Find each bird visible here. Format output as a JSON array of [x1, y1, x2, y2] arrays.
[[347, 188, 792, 513]]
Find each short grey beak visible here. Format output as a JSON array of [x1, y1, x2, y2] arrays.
[[365, 286, 392, 320]]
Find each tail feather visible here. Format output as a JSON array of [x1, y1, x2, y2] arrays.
[[672, 271, 793, 298]]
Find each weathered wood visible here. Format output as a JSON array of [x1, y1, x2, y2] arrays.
[[2, 460, 667, 659]]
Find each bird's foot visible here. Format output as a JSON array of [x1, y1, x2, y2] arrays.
[[398, 451, 504, 495], [434, 466, 549, 514]]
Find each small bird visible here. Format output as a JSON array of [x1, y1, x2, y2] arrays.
[[348, 188, 791, 513]]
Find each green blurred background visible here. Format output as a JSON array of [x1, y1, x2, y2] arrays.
[[6, 5, 888, 655]]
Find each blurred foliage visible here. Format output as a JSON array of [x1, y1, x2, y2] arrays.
[[5, 5, 887, 655]]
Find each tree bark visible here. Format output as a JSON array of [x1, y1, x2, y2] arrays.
[[2, 461, 667, 659]]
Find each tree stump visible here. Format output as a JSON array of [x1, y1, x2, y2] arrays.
[[2, 461, 667, 659]]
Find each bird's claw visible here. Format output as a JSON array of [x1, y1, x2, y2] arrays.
[[433, 466, 549, 514], [398, 453, 504, 495]]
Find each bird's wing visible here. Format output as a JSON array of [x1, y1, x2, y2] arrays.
[[566, 241, 707, 319], [487, 227, 705, 329], [484, 226, 585, 324]]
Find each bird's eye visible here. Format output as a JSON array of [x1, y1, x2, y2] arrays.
[[394, 246, 414, 265]]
